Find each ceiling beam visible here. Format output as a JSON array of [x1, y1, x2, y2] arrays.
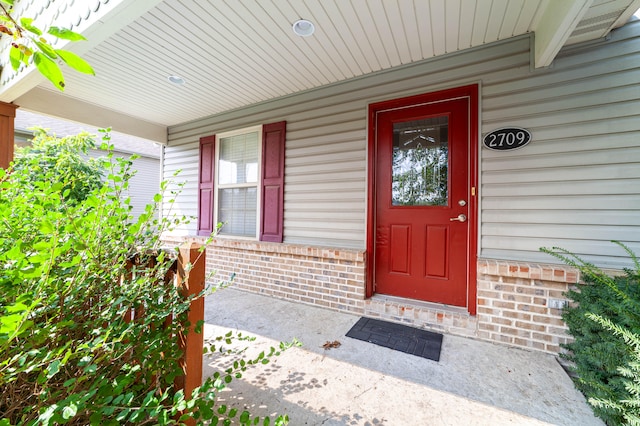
[[15, 87, 167, 144], [534, 0, 594, 68]]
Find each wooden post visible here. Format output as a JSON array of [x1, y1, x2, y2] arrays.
[[175, 242, 205, 425], [0, 102, 18, 170]]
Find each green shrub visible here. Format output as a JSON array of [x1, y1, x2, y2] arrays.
[[11, 128, 104, 204], [0, 130, 294, 425], [543, 243, 640, 425]]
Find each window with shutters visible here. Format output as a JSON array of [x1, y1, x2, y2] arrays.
[[215, 126, 261, 238], [197, 121, 286, 242]]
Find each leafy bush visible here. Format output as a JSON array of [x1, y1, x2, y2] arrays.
[[543, 243, 640, 425], [0, 130, 293, 425], [11, 128, 104, 203]]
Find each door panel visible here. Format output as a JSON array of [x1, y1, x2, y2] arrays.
[[390, 225, 411, 274], [374, 96, 470, 306], [425, 226, 448, 278]]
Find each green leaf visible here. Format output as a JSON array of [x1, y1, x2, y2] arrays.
[[0, 313, 22, 333], [48, 26, 86, 41], [47, 360, 61, 379], [195, 319, 205, 333], [62, 402, 78, 419], [40, 219, 55, 233], [34, 52, 65, 91], [34, 40, 58, 60], [89, 412, 102, 425], [38, 405, 58, 425], [5, 243, 22, 260], [20, 17, 42, 35], [55, 49, 95, 75], [5, 301, 28, 313], [9, 46, 21, 71], [173, 389, 185, 405]]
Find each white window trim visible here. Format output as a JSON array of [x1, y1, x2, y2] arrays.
[[213, 125, 263, 240]]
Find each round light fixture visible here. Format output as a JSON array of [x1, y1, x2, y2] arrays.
[[292, 19, 315, 37], [168, 75, 185, 85]]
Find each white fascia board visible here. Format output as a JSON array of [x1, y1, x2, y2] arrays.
[[534, 0, 593, 68], [16, 86, 167, 144], [610, 0, 640, 29]]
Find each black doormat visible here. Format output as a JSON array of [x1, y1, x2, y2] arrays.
[[346, 317, 443, 362]]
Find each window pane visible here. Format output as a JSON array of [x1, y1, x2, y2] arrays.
[[219, 132, 259, 185], [218, 187, 257, 237], [392, 116, 448, 206]]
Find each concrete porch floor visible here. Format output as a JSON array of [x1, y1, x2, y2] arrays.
[[203, 288, 602, 426]]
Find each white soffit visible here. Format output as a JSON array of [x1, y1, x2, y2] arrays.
[[41, 0, 552, 127], [566, 0, 640, 45], [4, 0, 639, 131], [0, 0, 165, 101]]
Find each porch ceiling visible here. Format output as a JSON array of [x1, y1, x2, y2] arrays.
[[3, 0, 640, 143]]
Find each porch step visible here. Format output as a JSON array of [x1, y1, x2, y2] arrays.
[[364, 294, 478, 338]]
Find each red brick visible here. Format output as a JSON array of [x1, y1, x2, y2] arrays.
[[515, 321, 546, 332], [503, 311, 532, 321], [501, 326, 531, 338], [517, 304, 548, 314], [532, 315, 565, 326], [492, 301, 516, 309], [479, 323, 498, 332], [491, 316, 513, 326]]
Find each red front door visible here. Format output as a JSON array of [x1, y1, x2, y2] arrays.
[[371, 88, 476, 309]]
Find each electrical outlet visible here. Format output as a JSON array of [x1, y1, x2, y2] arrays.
[[549, 298, 568, 309]]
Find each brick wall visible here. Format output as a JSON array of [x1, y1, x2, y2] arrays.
[[476, 259, 580, 354], [191, 238, 367, 315], [164, 237, 579, 355]]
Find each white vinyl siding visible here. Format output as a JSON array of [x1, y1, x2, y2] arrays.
[[89, 150, 160, 222], [162, 141, 199, 226], [163, 32, 528, 247], [164, 20, 640, 268], [480, 23, 640, 268], [125, 155, 161, 221]]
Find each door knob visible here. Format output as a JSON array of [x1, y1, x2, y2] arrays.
[[450, 214, 467, 222]]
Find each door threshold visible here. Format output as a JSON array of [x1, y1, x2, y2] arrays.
[[364, 294, 478, 338], [371, 293, 471, 316]]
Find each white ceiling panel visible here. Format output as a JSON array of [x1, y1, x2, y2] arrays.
[[3, 0, 636, 135]]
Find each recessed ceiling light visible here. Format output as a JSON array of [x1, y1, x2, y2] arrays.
[[168, 75, 185, 85], [292, 19, 315, 37]]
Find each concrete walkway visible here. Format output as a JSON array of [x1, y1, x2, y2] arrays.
[[203, 288, 602, 426]]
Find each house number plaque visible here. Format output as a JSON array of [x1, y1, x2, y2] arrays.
[[483, 127, 531, 151]]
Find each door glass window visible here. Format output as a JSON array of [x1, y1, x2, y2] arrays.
[[392, 116, 449, 206]]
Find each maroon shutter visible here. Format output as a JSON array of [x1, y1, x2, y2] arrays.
[[260, 121, 286, 242], [197, 135, 216, 236]]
